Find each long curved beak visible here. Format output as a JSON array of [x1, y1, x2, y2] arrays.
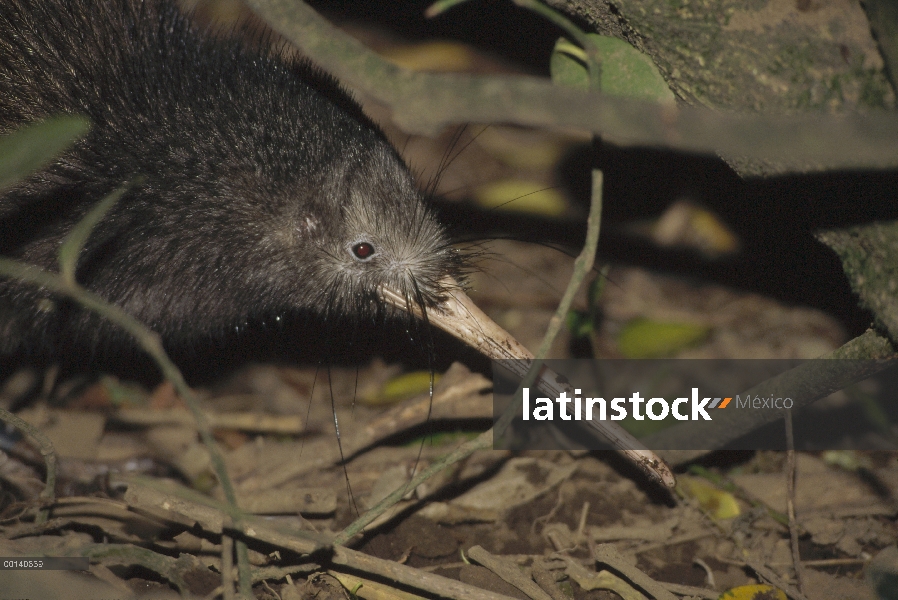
[[381, 276, 676, 489]]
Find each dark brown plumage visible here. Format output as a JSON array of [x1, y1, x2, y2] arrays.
[[0, 0, 464, 365]]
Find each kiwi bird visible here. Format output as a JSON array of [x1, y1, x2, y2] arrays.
[[0, 0, 462, 358], [0, 0, 674, 487]]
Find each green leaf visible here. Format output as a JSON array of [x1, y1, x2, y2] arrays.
[[680, 476, 741, 520], [718, 584, 787, 600], [473, 179, 568, 216], [58, 181, 132, 286], [362, 370, 442, 406], [0, 115, 90, 192], [586, 270, 608, 313], [550, 35, 675, 103], [550, 40, 591, 90], [617, 318, 711, 358], [567, 309, 594, 338]]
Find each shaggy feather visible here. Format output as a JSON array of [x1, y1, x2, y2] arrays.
[[0, 0, 464, 360]]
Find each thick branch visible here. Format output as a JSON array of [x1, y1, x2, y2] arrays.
[[245, 0, 898, 173], [649, 329, 898, 464]]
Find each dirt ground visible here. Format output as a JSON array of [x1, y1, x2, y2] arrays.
[[2, 233, 895, 599]]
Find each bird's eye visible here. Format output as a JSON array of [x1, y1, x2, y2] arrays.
[[351, 242, 375, 261]]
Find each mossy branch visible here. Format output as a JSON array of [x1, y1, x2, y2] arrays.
[[245, 0, 898, 172]]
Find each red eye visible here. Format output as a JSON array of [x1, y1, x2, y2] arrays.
[[352, 242, 375, 260]]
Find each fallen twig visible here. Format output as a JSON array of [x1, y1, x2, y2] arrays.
[[592, 543, 678, 600], [112, 407, 305, 434], [468, 545, 554, 600]]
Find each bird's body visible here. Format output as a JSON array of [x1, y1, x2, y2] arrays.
[[0, 0, 461, 364], [0, 0, 679, 491]]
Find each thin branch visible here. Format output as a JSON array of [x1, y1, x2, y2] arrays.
[[332, 427, 493, 545], [468, 545, 553, 600], [785, 410, 804, 594], [495, 169, 603, 439], [222, 534, 235, 600], [592, 544, 678, 600]]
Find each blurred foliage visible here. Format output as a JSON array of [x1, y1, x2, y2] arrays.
[[473, 179, 567, 216], [551, 35, 674, 102], [0, 115, 89, 192], [617, 319, 711, 359]]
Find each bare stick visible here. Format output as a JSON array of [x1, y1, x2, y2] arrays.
[[468, 545, 553, 600], [785, 410, 804, 593], [332, 427, 493, 545], [222, 534, 235, 600], [592, 544, 678, 600]]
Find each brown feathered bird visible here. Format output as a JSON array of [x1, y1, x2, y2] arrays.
[[0, 0, 464, 367]]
